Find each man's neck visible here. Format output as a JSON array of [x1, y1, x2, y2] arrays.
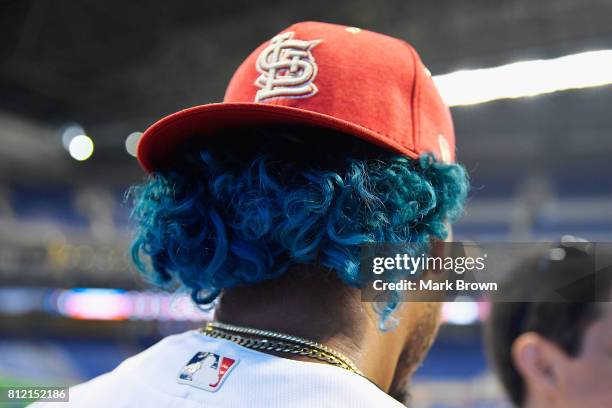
[[212, 269, 408, 391]]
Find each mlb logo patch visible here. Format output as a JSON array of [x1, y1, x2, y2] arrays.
[[177, 352, 238, 392]]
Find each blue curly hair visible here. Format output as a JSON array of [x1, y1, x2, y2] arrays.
[[128, 126, 469, 327]]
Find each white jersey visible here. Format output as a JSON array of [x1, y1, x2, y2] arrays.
[[30, 330, 405, 407]]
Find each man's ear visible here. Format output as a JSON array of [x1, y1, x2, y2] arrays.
[[511, 332, 568, 398]]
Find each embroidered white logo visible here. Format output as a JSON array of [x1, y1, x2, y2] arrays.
[[177, 352, 238, 392], [254, 31, 322, 102]]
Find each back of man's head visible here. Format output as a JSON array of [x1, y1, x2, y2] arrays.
[[130, 125, 468, 323], [486, 241, 612, 408]]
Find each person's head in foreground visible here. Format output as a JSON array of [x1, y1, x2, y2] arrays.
[[33, 22, 469, 407], [487, 240, 612, 408]]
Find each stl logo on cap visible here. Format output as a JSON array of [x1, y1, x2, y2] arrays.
[[254, 31, 322, 102]]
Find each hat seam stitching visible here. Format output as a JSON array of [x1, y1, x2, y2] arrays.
[[404, 42, 421, 156]]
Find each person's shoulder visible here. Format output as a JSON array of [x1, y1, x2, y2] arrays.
[[250, 353, 405, 408], [294, 364, 406, 408], [28, 331, 204, 407]]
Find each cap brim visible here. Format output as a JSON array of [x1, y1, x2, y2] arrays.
[[137, 102, 418, 173]]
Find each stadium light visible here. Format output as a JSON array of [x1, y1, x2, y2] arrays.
[[68, 134, 94, 161], [125, 132, 143, 157], [433, 50, 612, 106]]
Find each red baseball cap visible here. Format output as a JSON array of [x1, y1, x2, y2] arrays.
[[137, 21, 455, 173]]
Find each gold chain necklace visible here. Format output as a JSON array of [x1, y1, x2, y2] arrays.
[[200, 321, 364, 377]]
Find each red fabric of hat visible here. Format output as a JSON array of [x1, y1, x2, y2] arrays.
[[137, 21, 455, 173]]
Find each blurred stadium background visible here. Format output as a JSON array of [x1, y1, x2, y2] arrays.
[[1, 1, 612, 407]]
